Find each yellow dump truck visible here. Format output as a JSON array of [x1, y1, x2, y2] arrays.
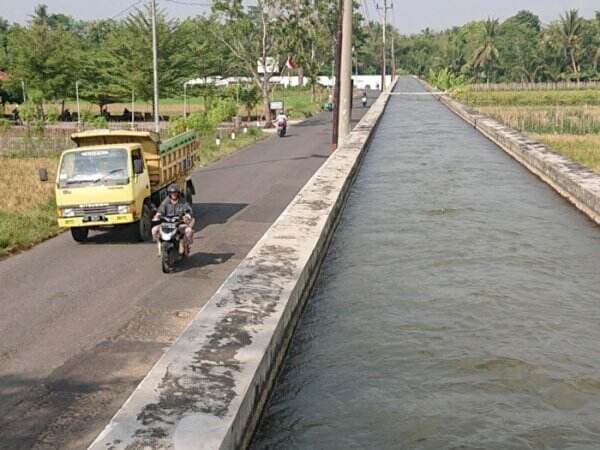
[[54, 129, 198, 242]]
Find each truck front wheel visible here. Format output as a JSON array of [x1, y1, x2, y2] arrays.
[[134, 204, 153, 242], [71, 227, 89, 243]]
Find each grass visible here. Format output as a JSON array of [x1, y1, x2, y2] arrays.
[[0, 201, 60, 257], [530, 134, 600, 173], [196, 128, 266, 167], [455, 89, 600, 107]]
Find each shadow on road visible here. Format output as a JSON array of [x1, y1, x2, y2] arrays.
[[192, 202, 247, 232], [178, 251, 235, 271], [199, 154, 327, 174]]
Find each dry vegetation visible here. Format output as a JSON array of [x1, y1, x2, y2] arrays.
[[0, 157, 58, 212], [478, 106, 600, 135]]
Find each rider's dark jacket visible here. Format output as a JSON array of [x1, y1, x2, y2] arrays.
[[157, 197, 193, 217]]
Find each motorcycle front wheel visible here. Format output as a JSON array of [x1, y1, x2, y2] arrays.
[[161, 242, 174, 273]]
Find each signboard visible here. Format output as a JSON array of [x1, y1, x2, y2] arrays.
[[270, 101, 283, 110], [257, 57, 278, 74]]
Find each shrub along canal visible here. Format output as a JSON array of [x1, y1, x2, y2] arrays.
[[251, 77, 600, 449]]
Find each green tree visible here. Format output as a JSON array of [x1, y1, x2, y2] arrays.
[[6, 18, 82, 116], [559, 9, 584, 82], [497, 11, 543, 82], [104, 6, 190, 119], [212, 0, 288, 126], [471, 18, 500, 83]]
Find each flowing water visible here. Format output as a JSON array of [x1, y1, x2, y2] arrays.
[[251, 77, 600, 450]]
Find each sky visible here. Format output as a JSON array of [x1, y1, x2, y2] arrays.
[[1, 0, 598, 34]]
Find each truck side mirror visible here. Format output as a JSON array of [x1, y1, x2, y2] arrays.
[[38, 168, 48, 182], [133, 159, 144, 174]]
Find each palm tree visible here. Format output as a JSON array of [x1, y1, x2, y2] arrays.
[[471, 18, 500, 84], [559, 9, 583, 83]]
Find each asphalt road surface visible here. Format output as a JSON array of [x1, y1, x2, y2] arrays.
[[0, 99, 372, 449]]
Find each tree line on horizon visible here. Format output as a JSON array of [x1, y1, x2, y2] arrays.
[[0, 3, 598, 121], [395, 9, 600, 84]]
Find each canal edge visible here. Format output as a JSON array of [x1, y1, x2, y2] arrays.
[[87, 80, 398, 450], [417, 76, 600, 226]]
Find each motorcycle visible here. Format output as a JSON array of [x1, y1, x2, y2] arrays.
[[157, 215, 186, 273], [361, 95, 368, 108], [276, 118, 287, 137]]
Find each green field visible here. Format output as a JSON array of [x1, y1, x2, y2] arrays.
[[455, 90, 600, 107]]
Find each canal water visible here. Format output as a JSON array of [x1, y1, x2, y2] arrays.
[[251, 77, 600, 449]]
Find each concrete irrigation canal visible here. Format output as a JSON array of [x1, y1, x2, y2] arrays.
[[251, 77, 600, 449]]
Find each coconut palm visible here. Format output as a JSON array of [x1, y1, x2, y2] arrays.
[[559, 9, 583, 82], [471, 18, 500, 84]]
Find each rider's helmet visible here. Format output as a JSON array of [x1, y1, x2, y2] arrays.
[[167, 184, 180, 196]]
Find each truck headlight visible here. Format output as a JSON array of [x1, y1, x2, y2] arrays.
[[62, 208, 75, 217], [117, 204, 130, 214]]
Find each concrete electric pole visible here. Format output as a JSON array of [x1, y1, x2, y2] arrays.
[[377, 0, 392, 90], [151, 0, 160, 134], [332, 0, 343, 149], [337, 0, 353, 141]]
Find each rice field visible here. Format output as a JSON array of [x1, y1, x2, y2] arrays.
[[530, 134, 600, 173], [455, 89, 600, 107], [478, 106, 600, 135]]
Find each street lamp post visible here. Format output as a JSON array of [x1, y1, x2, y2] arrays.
[[183, 82, 187, 119], [75, 80, 81, 130], [150, 0, 160, 134]]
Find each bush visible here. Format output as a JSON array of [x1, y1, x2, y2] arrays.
[[0, 118, 10, 132], [89, 116, 108, 129], [186, 112, 214, 135], [168, 116, 187, 136], [207, 99, 237, 127], [45, 107, 60, 123], [428, 68, 466, 92]]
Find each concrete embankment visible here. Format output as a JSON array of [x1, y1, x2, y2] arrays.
[[88, 83, 396, 450], [419, 78, 600, 225]]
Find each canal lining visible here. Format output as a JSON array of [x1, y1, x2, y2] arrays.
[[87, 81, 397, 450]]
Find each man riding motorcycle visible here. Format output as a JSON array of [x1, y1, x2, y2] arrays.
[[152, 184, 195, 255]]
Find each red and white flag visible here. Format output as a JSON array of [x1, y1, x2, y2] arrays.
[[286, 56, 297, 70]]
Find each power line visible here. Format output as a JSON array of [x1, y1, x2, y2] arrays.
[[163, 0, 212, 6], [110, 0, 145, 19]]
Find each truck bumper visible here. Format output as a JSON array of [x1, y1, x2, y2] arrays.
[[58, 213, 136, 228]]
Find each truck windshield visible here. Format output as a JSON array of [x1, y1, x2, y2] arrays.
[[58, 149, 129, 188]]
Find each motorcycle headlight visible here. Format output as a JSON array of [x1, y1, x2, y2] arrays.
[[117, 204, 130, 214], [62, 208, 75, 217]]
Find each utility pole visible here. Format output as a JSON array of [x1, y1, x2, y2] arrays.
[[150, 0, 160, 134], [331, 0, 344, 149], [337, 0, 353, 141], [377, 0, 392, 90], [391, 32, 396, 79]]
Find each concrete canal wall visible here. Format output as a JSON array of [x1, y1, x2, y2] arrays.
[[419, 78, 600, 225], [88, 82, 396, 450]]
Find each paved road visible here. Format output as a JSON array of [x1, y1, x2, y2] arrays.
[[0, 100, 372, 449]]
